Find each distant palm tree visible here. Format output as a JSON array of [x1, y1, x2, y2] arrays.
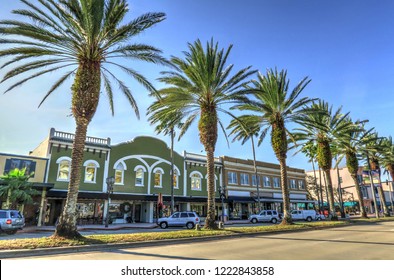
[[150, 39, 256, 229], [294, 100, 353, 220], [234, 69, 314, 224], [336, 119, 373, 219], [381, 136, 394, 213], [366, 134, 390, 217], [148, 99, 183, 214], [0, 0, 169, 238], [227, 115, 262, 212]]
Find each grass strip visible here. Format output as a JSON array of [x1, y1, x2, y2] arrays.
[[0, 221, 347, 251]]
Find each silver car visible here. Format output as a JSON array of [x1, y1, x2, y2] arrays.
[[249, 210, 279, 224], [158, 211, 200, 229], [0, 210, 25, 235]]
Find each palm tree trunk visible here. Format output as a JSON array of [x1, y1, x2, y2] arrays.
[[279, 157, 292, 225], [170, 128, 175, 214], [205, 146, 217, 229], [376, 169, 390, 217], [54, 60, 100, 238], [324, 169, 338, 220], [311, 158, 320, 211], [350, 174, 368, 218], [55, 121, 88, 238]]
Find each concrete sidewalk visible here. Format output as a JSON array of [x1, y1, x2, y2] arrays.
[[21, 219, 252, 233]]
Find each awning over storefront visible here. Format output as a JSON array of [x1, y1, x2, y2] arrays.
[[228, 196, 255, 203]]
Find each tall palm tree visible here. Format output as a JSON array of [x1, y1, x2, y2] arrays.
[[148, 99, 183, 214], [366, 134, 390, 216], [148, 39, 256, 229], [234, 69, 314, 224], [294, 100, 354, 220], [381, 136, 394, 213], [227, 115, 262, 212], [0, 0, 169, 238], [336, 119, 373, 219]]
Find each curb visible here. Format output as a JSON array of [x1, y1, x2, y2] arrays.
[[0, 223, 349, 259]]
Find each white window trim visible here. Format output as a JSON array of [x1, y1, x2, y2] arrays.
[[228, 171, 237, 185], [240, 173, 249, 186], [153, 167, 164, 188], [56, 156, 71, 182], [190, 171, 203, 191], [83, 160, 100, 184], [114, 162, 126, 185], [134, 165, 146, 187]]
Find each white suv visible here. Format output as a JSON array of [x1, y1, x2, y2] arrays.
[[249, 210, 279, 224], [158, 212, 200, 229]]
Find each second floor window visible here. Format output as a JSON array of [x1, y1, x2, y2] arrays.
[[84, 163, 97, 183], [228, 172, 237, 184], [273, 177, 280, 188], [263, 176, 271, 187], [191, 173, 202, 191], [298, 180, 305, 190], [114, 163, 125, 185], [240, 173, 249, 185], [154, 168, 164, 188], [173, 169, 179, 189], [289, 179, 296, 189], [135, 166, 145, 186], [57, 157, 71, 181]]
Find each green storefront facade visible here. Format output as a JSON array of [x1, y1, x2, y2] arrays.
[[25, 128, 307, 225]]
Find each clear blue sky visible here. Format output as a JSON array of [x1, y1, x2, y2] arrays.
[[1, 0, 394, 172]]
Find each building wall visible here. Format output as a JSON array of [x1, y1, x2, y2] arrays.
[[0, 153, 48, 182], [47, 145, 107, 192], [109, 136, 184, 196], [29, 136, 50, 158]]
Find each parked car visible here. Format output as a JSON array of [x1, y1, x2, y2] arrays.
[[249, 210, 279, 224], [158, 212, 200, 229], [0, 209, 25, 235], [315, 213, 326, 221], [290, 210, 316, 222]]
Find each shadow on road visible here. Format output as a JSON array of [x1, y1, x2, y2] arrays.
[[108, 248, 209, 260]]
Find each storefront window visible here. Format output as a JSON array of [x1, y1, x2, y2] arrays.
[[191, 204, 206, 217]]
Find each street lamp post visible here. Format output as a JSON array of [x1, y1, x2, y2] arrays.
[[105, 176, 115, 228], [218, 186, 227, 223]]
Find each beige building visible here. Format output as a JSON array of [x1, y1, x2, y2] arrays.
[[306, 167, 394, 214]]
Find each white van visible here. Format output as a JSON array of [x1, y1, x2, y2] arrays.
[[291, 210, 316, 222]]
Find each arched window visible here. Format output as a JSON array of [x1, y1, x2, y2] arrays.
[[56, 157, 71, 181], [190, 171, 203, 191], [173, 169, 180, 189], [84, 160, 100, 183], [134, 165, 146, 186], [114, 162, 126, 185], [153, 167, 164, 188]]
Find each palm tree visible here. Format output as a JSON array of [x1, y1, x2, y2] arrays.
[[381, 136, 394, 213], [0, 168, 38, 211], [294, 100, 354, 220], [0, 0, 169, 238], [234, 69, 314, 224], [148, 99, 183, 214], [227, 115, 262, 212], [336, 119, 373, 219], [148, 39, 256, 229], [366, 134, 390, 217]]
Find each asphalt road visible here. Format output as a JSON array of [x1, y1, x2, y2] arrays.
[[11, 221, 394, 260]]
